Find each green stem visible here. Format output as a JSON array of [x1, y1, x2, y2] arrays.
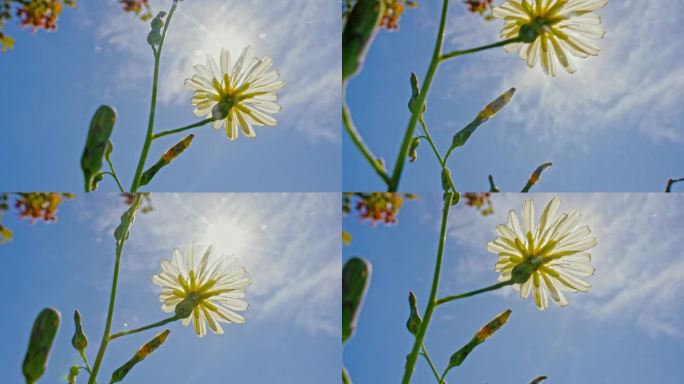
[[105, 158, 124, 192], [87, 198, 141, 384], [130, 3, 178, 192], [152, 118, 215, 140], [418, 117, 457, 193], [439, 367, 450, 384], [401, 192, 454, 384], [435, 280, 513, 306], [440, 37, 522, 61], [109, 316, 178, 340], [420, 344, 443, 384], [389, 0, 450, 192], [343, 100, 391, 185], [79, 350, 92, 374]]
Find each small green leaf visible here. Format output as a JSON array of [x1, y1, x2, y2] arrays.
[[405, 291, 422, 336], [81, 106, 116, 192], [342, 0, 385, 81], [23, 308, 61, 384], [110, 330, 171, 383], [521, 162, 552, 193], [71, 310, 88, 352], [450, 88, 516, 150], [530, 376, 548, 384], [343, 257, 372, 343], [140, 134, 194, 187]]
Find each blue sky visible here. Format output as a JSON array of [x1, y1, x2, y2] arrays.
[[0, 193, 340, 383], [343, 1, 684, 192], [0, 0, 340, 192], [343, 193, 684, 383]]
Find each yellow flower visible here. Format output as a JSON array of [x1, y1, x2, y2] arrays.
[[185, 47, 284, 140], [152, 243, 251, 337], [486, 197, 597, 310], [493, 0, 608, 76]]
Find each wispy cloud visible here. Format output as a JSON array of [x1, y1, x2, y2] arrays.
[[85, 193, 341, 336], [97, 0, 340, 142], [442, 193, 684, 337]]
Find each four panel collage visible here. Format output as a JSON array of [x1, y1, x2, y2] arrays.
[[0, 1, 682, 383]]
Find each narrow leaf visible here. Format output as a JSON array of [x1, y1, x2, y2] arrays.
[[110, 329, 170, 383], [342, 0, 384, 81], [343, 257, 372, 343], [521, 162, 552, 193], [530, 376, 548, 384], [81, 106, 116, 192], [23, 308, 61, 384], [450, 88, 515, 150], [140, 134, 194, 187]]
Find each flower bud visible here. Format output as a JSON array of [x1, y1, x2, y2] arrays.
[[406, 291, 422, 336], [408, 137, 420, 163], [174, 293, 201, 319], [519, 22, 541, 43], [23, 308, 61, 384], [110, 330, 170, 383], [71, 310, 88, 352]]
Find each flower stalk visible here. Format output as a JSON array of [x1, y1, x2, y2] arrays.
[[130, 2, 178, 192], [401, 191, 453, 384]]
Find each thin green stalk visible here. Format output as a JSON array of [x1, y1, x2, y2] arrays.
[[152, 118, 215, 140], [418, 117, 457, 193], [343, 101, 391, 185], [401, 192, 454, 384], [440, 37, 522, 61], [79, 350, 92, 374], [436, 280, 513, 306], [105, 158, 124, 192], [389, 0, 450, 192], [130, 2, 178, 192], [109, 316, 178, 340], [420, 345, 443, 384], [439, 367, 449, 384]]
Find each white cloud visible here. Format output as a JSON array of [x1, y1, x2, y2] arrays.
[[444, 193, 684, 337], [97, 0, 340, 142], [86, 193, 341, 336]]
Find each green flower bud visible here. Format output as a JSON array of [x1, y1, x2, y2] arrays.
[[408, 137, 420, 163], [23, 308, 61, 384], [110, 330, 170, 383], [511, 256, 543, 284], [71, 310, 88, 352], [519, 22, 541, 43], [406, 291, 422, 336], [174, 293, 201, 319]]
